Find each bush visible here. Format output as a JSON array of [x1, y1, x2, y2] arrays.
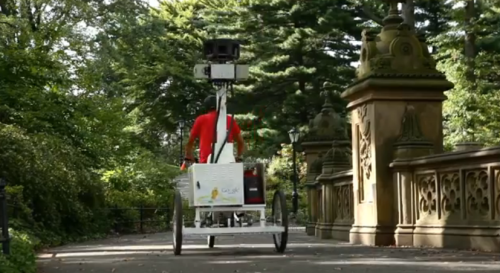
[[0, 124, 109, 239], [0, 230, 37, 273], [0, 123, 180, 269]]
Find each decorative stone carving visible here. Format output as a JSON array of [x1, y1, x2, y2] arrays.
[[317, 188, 323, 221], [496, 170, 500, 218], [396, 104, 429, 144], [304, 90, 344, 142], [335, 184, 353, 221], [417, 174, 437, 218], [357, 104, 371, 181], [309, 152, 324, 175], [355, 0, 445, 81], [465, 170, 489, 218], [440, 172, 460, 217], [322, 141, 352, 170], [394, 104, 434, 159]]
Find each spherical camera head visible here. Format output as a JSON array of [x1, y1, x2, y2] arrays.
[[203, 39, 240, 63]]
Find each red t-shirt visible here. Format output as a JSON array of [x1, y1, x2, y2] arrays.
[[190, 111, 241, 163]]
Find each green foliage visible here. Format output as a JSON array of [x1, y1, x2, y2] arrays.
[[0, 0, 181, 264], [0, 230, 37, 273], [2, 0, 500, 267], [229, 0, 357, 157], [432, 0, 500, 147], [265, 144, 307, 222]]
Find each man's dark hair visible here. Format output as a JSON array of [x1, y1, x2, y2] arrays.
[[203, 95, 217, 111]]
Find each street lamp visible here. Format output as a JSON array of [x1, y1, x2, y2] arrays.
[[179, 120, 185, 166], [288, 127, 300, 216]]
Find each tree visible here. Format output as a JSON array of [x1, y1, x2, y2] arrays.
[[224, 0, 360, 157], [433, 0, 500, 147]]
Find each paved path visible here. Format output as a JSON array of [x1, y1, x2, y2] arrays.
[[37, 230, 500, 273]]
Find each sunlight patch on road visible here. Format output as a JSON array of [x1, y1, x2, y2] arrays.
[[38, 251, 155, 259], [314, 259, 500, 270], [37, 242, 335, 258], [208, 260, 252, 264]]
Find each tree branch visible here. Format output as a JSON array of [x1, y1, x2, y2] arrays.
[[0, 0, 11, 16], [356, 5, 384, 26], [25, 0, 38, 31], [0, 20, 15, 28]]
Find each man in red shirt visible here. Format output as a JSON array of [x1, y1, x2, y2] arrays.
[[184, 95, 245, 164]]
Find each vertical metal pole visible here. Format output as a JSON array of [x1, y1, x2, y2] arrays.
[[0, 178, 10, 255], [139, 204, 144, 233], [114, 204, 119, 232], [292, 143, 298, 215], [213, 85, 228, 163], [179, 121, 184, 166]]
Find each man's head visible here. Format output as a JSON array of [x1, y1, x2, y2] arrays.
[[204, 95, 217, 112]]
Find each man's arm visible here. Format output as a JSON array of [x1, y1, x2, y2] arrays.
[[230, 118, 245, 158], [185, 117, 201, 160], [235, 133, 245, 158]]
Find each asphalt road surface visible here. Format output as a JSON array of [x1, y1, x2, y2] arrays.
[[37, 229, 500, 273]]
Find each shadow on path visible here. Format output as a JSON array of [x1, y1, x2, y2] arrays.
[[37, 231, 500, 273]]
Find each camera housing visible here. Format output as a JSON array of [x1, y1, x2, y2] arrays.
[[203, 39, 240, 63]]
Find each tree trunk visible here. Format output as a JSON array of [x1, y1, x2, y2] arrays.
[[465, 0, 476, 81], [402, 0, 415, 29]]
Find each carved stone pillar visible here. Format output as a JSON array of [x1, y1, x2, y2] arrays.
[[392, 105, 434, 246], [304, 153, 324, 235], [316, 140, 352, 239], [342, 0, 453, 246], [302, 90, 344, 236]]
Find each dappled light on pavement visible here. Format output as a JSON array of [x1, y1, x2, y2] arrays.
[[36, 231, 500, 273]]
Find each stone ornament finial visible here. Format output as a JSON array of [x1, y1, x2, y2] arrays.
[[381, 0, 405, 27], [354, 0, 445, 81], [320, 140, 352, 176], [309, 152, 325, 174], [303, 86, 347, 142], [320, 88, 334, 114], [323, 141, 352, 165]]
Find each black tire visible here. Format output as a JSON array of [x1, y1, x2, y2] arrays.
[[272, 190, 288, 253], [207, 236, 215, 248], [172, 191, 183, 255]]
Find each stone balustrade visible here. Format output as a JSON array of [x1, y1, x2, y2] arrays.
[[390, 146, 500, 252], [330, 170, 354, 241], [301, 0, 500, 252], [315, 169, 354, 241]]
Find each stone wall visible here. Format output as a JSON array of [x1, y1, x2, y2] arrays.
[[391, 147, 500, 252], [330, 170, 354, 241], [302, 0, 500, 252]]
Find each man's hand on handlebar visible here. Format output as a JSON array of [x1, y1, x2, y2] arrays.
[[183, 157, 197, 167]]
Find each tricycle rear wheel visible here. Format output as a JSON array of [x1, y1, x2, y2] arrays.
[[172, 191, 183, 255], [272, 190, 288, 253], [207, 236, 215, 248]]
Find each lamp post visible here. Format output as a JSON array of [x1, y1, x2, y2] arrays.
[[288, 128, 300, 216], [179, 120, 185, 166]]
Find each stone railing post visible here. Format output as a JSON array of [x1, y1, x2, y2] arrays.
[[301, 90, 344, 236], [316, 140, 351, 239], [304, 153, 324, 236], [391, 105, 435, 245], [342, 0, 453, 246]]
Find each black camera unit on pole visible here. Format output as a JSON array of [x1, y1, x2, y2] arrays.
[[194, 38, 247, 84], [203, 39, 240, 64]]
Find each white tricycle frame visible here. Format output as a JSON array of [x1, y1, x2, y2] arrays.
[[171, 161, 289, 255], [172, 63, 288, 255]]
